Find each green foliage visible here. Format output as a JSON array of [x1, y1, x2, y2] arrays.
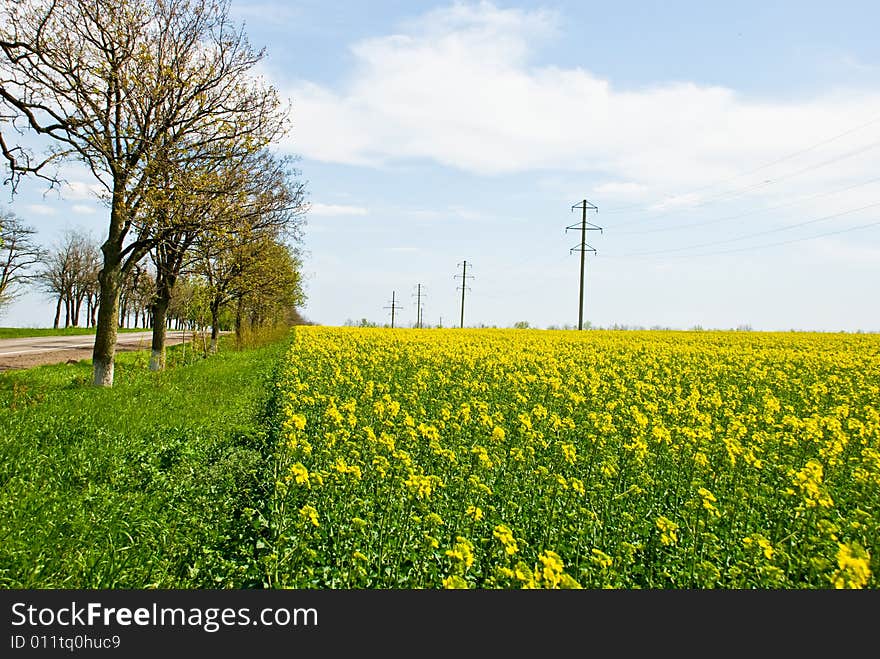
[[233, 321, 296, 351], [0, 334, 292, 588]]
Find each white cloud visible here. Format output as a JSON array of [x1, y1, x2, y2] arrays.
[[61, 180, 105, 201], [26, 204, 56, 216], [309, 203, 369, 217], [71, 204, 96, 215], [385, 246, 420, 253], [280, 1, 880, 206]]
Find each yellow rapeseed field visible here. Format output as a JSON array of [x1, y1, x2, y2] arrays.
[[266, 327, 879, 588]]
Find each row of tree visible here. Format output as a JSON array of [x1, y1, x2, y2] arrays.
[[0, 207, 305, 355], [0, 0, 308, 385]]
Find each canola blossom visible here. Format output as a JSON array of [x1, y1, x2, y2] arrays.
[[266, 327, 879, 588]]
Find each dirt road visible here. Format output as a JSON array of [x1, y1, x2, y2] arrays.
[[0, 330, 191, 371]]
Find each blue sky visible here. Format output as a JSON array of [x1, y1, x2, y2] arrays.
[[4, 0, 880, 330]]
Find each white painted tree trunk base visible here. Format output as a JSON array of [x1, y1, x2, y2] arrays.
[[149, 349, 165, 371], [93, 359, 114, 387]]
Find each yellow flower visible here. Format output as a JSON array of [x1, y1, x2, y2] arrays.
[[442, 575, 469, 589], [290, 462, 310, 487], [445, 536, 475, 571], [514, 561, 537, 588], [465, 505, 484, 521], [492, 524, 519, 555], [655, 516, 679, 546], [289, 413, 306, 431], [325, 404, 344, 426], [539, 550, 565, 584], [299, 505, 319, 527], [491, 426, 506, 442], [651, 424, 672, 445], [472, 445, 494, 470], [590, 548, 613, 570], [697, 486, 721, 517], [790, 459, 834, 508], [404, 474, 444, 500], [533, 550, 581, 588], [334, 458, 362, 480], [831, 543, 872, 589], [743, 534, 774, 560]]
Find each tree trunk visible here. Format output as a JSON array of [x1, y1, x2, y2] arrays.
[[53, 296, 62, 329], [150, 297, 169, 371], [92, 263, 121, 387], [92, 194, 126, 388], [210, 300, 221, 354], [64, 296, 71, 328]]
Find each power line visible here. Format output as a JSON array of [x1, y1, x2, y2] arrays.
[[454, 260, 474, 328], [384, 290, 403, 328], [671, 218, 880, 259], [615, 175, 880, 236], [567, 200, 601, 330], [614, 200, 880, 258], [602, 109, 880, 215], [610, 137, 880, 230], [604, 218, 880, 261]]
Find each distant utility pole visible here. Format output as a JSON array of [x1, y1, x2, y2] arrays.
[[454, 260, 474, 328], [566, 200, 602, 330], [384, 290, 403, 328], [412, 283, 426, 328]]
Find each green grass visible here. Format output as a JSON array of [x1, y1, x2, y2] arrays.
[[0, 326, 147, 339], [0, 333, 291, 588]]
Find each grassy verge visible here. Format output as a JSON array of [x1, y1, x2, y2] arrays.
[[0, 332, 292, 588], [0, 327, 148, 339]]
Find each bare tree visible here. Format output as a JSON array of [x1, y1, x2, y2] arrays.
[[35, 229, 100, 327], [0, 208, 43, 315], [36, 239, 72, 329], [1, 0, 289, 385], [119, 259, 154, 329]]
